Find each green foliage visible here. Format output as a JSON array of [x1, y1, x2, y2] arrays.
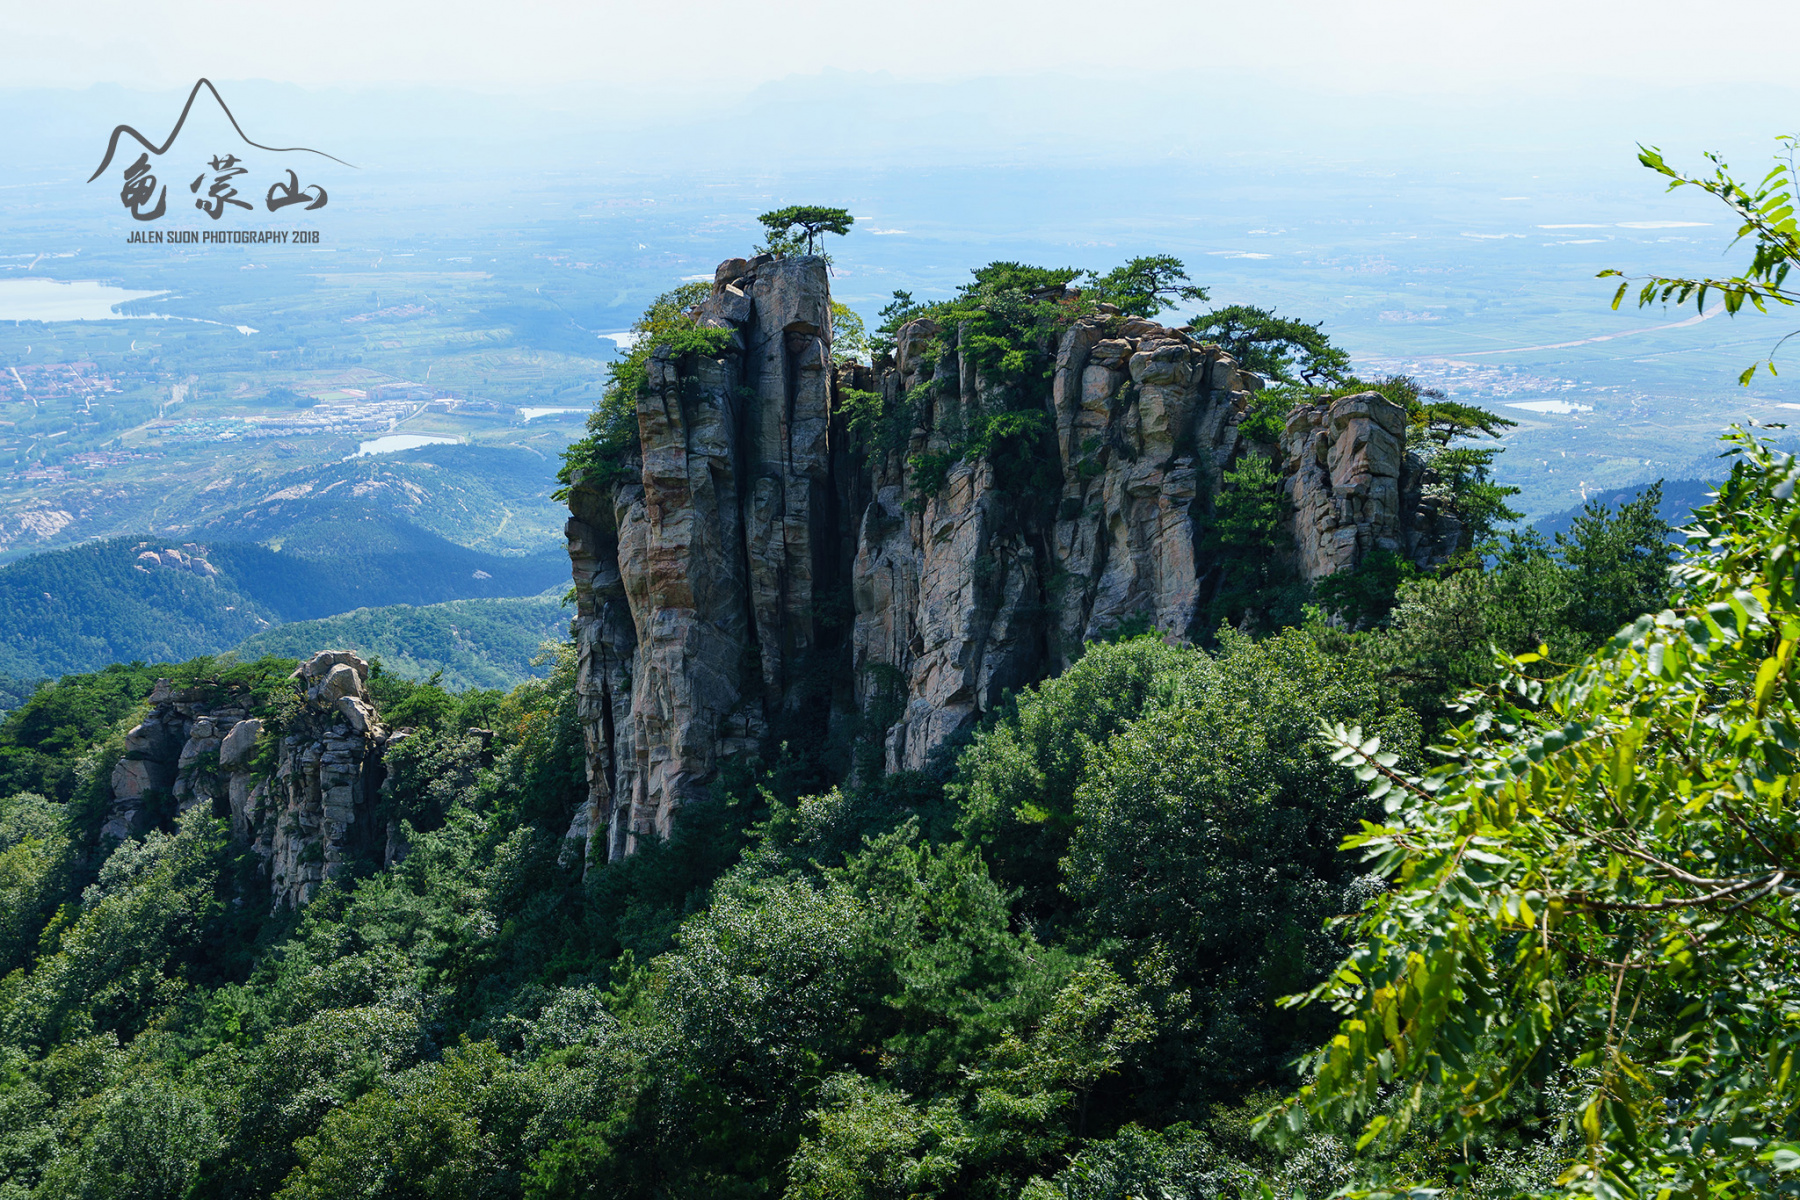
[[1201, 453, 1303, 633], [1189, 304, 1350, 385], [557, 282, 731, 497], [1557, 484, 1680, 635], [870, 289, 927, 362], [1357, 487, 1675, 730], [1601, 137, 1800, 383], [1081, 256, 1208, 318], [35, 1073, 221, 1200], [1065, 627, 1419, 1105], [1268, 427, 1800, 1196], [1312, 549, 1423, 629], [0, 662, 165, 804], [1027, 1123, 1235, 1200], [368, 663, 503, 735], [203, 1004, 433, 1198], [0, 674, 38, 717], [836, 385, 887, 447], [784, 959, 1156, 1200], [0, 792, 75, 979], [954, 635, 1211, 932], [277, 1042, 544, 1199], [904, 408, 1056, 509], [831, 300, 869, 366], [1236, 386, 1296, 444], [757, 206, 856, 257], [232, 593, 569, 692], [3, 807, 226, 1051]]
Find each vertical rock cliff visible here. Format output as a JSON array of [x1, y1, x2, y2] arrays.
[[562, 256, 1462, 865], [565, 254, 840, 859]]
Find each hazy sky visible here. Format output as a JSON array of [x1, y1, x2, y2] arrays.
[[6, 0, 1797, 96]]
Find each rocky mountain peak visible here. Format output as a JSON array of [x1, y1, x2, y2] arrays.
[[559, 255, 1461, 866]]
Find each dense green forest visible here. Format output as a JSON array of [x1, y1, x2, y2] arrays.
[[0, 526, 567, 683], [231, 591, 570, 691], [0, 462, 1688, 1198]]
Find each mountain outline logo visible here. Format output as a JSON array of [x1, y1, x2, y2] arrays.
[[88, 78, 356, 183]]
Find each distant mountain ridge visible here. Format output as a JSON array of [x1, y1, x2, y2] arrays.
[[0, 444, 568, 563], [231, 591, 569, 692], [1531, 477, 1715, 543], [0, 532, 567, 681]]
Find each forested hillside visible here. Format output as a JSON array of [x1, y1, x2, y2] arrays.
[[0, 533, 568, 683], [0, 468, 1684, 1197], [4, 136, 1798, 1199], [231, 592, 570, 691]]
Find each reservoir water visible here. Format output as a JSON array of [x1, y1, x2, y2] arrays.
[[354, 434, 461, 456], [1505, 400, 1594, 415], [0, 278, 169, 321]]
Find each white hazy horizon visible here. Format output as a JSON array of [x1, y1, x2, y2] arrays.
[[4, 0, 1797, 98]]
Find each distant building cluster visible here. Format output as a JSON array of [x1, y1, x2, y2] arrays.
[[11, 448, 161, 482], [342, 304, 433, 325], [151, 398, 441, 442], [3, 361, 119, 400]]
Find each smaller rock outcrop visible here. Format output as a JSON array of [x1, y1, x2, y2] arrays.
[[104, 650, 397, 910], [262, 652, 392, 908], [107, 675, 256, 841], [1278, 392, 1462, 580], [131, 541, 221, 577]]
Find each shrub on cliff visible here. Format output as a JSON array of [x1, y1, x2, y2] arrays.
[[1188, 304, 1348, 386], [756, 205, 855, 258], [556, 282, 730, 497]]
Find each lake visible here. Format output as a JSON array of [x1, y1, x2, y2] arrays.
[[354, 434, 461, 456], [0, 278, 169, 321], [1505, 400, 1594, 415]]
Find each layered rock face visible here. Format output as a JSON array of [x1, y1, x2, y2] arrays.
[[106, 650, 394, 908], [565, 254, 838, 859], [264, 652, 391, 907], [106, 679, 258, 844], [563, 257, 1461, 863]]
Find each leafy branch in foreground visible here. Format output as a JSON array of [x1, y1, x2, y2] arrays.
[[1262, 426, 1800, 1198], [1600, 137, 1800, 384]]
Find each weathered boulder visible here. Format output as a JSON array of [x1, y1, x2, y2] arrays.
[[219, 717, 261, 769]]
